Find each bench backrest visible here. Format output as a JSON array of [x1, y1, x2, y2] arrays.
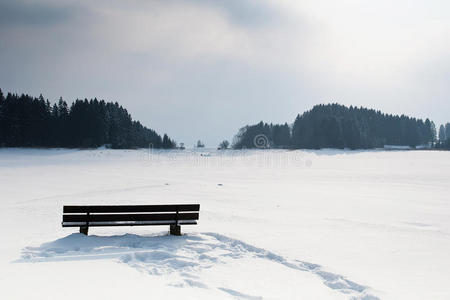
[[62, 204, 200, 227]]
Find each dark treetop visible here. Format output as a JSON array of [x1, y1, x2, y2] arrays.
[[233, 103, 438, 150], [0, 89, 176, 149]]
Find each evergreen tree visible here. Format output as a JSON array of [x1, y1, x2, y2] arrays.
[[439, 125, 446, 141], [162, 134, 176, 149], [0, 89, 4, 146], [0, 89, 175, 149], [445, 123, 450, 141], [218, 140, 229, 149], [233, 104, 436, 150]]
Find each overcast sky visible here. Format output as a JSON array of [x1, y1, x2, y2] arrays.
[[1, 0, 449, 147]]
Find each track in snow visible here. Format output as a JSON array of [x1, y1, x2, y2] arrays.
[[19, 232, 378, 299]]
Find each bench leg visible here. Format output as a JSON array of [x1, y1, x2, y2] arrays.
[[80, 226, 89, 235], [170, 224, 181, 236]]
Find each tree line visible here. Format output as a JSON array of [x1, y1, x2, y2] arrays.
[[436, 123, 450, 150], [0, 89, 176, 149], [1, 90, 447, 151], [233, 104, 439, 149]]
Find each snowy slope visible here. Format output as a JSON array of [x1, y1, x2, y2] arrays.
[[1, 148, 449, 299]]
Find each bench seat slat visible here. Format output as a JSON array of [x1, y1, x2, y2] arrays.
[[63, 212, 199, 223], [62, 220, 198, 227], [63, 204, 200, 213]]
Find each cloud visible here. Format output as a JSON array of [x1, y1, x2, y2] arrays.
[[188, 0, 282, 27], [0, 0, 83, 27], [0, 0, 449, 145], [80, 0, 314, 74]]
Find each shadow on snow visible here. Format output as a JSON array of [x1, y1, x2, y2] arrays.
[[17, 232, 378, 300]]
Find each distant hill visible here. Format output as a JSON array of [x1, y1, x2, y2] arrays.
[[233, 103, 436, 149], [0, 88, 176, 149]]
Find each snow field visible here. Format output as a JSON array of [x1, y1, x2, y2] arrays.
[[1, 148, 449, 299]]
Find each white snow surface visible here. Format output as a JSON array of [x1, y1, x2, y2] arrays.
[[1, 148, 449, 299]]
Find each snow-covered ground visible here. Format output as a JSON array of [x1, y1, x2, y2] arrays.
[[1, 148, 449, 299]]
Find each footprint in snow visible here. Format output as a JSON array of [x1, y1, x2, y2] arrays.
[[18, 232, 379, 300]]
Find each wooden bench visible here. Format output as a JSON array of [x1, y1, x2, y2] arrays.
[[62, 204, 200, 236]]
